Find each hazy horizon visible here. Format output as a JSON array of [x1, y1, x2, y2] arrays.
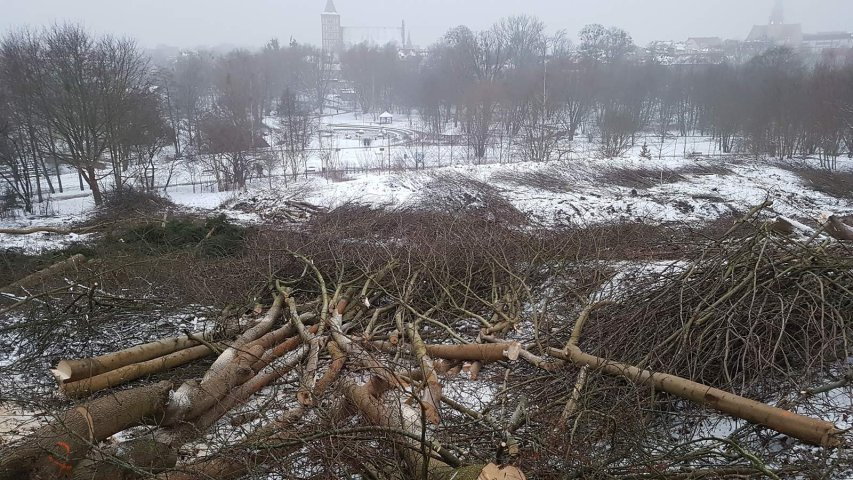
[[0, 0, 851, 51]]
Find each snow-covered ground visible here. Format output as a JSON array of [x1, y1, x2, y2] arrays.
[[2, 112, 852, 253]]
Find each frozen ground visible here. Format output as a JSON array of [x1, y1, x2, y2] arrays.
[[2, 113, 852, 253]]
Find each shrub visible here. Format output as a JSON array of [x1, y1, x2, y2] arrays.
[[123, 214, 247, 258]]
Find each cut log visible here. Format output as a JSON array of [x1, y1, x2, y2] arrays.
[[549, 345, 842, 447], [826, 215, 853, 241], [52, 330, 216, 384], [408, 324, 443, 425], [70, 438, 177, 480], [163, 297, 284, 423], [312, 341, 346, 400], [60, 344, 216, 398], [344, 379, 524, 480], [1, 254, 87, 294], [160, 344, 308, 447], [0, 381, 172, 480], [165, 344, 264, 424]]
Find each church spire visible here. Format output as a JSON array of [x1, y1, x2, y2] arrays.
[[324, 0, 337, 14], [770, 0, 784, 25]]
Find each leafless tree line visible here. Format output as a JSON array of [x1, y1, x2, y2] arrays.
[[340, 17, 853, 163], [2, 18, 853, 212]]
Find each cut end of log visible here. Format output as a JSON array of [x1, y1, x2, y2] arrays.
[[50, 366, 72, 384], [478, 463, 527, 480], [504, 342, 521, 361]]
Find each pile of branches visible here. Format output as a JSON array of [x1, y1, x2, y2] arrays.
[[584, 207, 853, 396], [1, 204, 850, 479]]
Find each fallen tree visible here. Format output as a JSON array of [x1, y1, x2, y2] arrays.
[[549, 345, 842, 447], [52, 330, 218, 384], [0, 381, 173, 480]]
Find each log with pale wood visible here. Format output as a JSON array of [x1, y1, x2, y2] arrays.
[[60, 343, 219, 398], [1, 253, 87, 294], [0, 381, 173, 480], [549, 345, 842, 447], [52, 330, 217, 384]]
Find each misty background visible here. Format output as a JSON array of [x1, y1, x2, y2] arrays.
[[1, 0, 851, 51]]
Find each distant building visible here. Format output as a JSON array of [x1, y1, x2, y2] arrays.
[[746, 1, 803, 47], [321, 0, 343, 54], [803, 32, 853, 52], [685, 37, 723, 52], [321, 0, 413, 55], [379, 111, 393, 125]]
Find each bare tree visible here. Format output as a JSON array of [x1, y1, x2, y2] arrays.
[[276, 88, 316, 179]]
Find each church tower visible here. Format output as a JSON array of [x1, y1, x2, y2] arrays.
[[770, 0, 784, 25], [321, 0, 342, 54]]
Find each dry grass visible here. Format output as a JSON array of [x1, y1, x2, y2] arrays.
[[417, 171, 528, 225], [597, 163, 734, 189], [778, 163, 853, 199], [491, 167, 575, 193]]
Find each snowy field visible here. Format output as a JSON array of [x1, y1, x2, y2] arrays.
[[2, 111, 852, 254]]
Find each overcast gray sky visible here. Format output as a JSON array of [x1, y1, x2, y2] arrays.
[[0, 0, 850, 50]]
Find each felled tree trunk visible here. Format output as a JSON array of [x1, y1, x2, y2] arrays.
[[53, 330, 216, 384], [826, 215, 853, 241], [344, 380, 525, 480], [164, 297, 284, 423], [1, 254, 87, 294], [70, 438, 177, 480], [408, 324, 442, 424], [0, 381, 172, 480], [60, 344, 216, 398], [549, 345, 842, 447], [159, 342, 309, 448]]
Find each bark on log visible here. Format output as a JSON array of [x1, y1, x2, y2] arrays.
[[826, 215, 853, 241], [312, 341, 346, 400], [60, 344, 216, 398], [1, 254, 87, 294], [0, 381, 172, 480], [344, 380, 524, 480], [160, 344, 308, 447], [165, 344, 264, 424], [549, 345, 842, 447], [70, 438, 177, 480], [408, 324, 442, 425], [163, 297, 284, 423], [52, 331, 216, 384]]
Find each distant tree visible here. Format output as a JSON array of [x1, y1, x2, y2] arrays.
[[276, 88, 316, 179], [14, 25, 155, 205], [579, 24, 634, 63]]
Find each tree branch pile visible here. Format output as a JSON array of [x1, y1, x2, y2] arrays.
[[1, 206, 850, 479]]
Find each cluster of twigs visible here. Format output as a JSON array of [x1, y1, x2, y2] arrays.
[[584, 208, 853, 396], [1, 204, 851, 479]]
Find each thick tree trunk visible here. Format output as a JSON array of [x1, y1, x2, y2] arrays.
[[549, 345, 842, 447], [0, 381, 172, 480], [1, 254, 87, 294], [69, 438, 177, 480], [826, 215, 853, 241], [60, 344, 216, 398], [163, 297, 284, 423], [53, 330, 217, 384]]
